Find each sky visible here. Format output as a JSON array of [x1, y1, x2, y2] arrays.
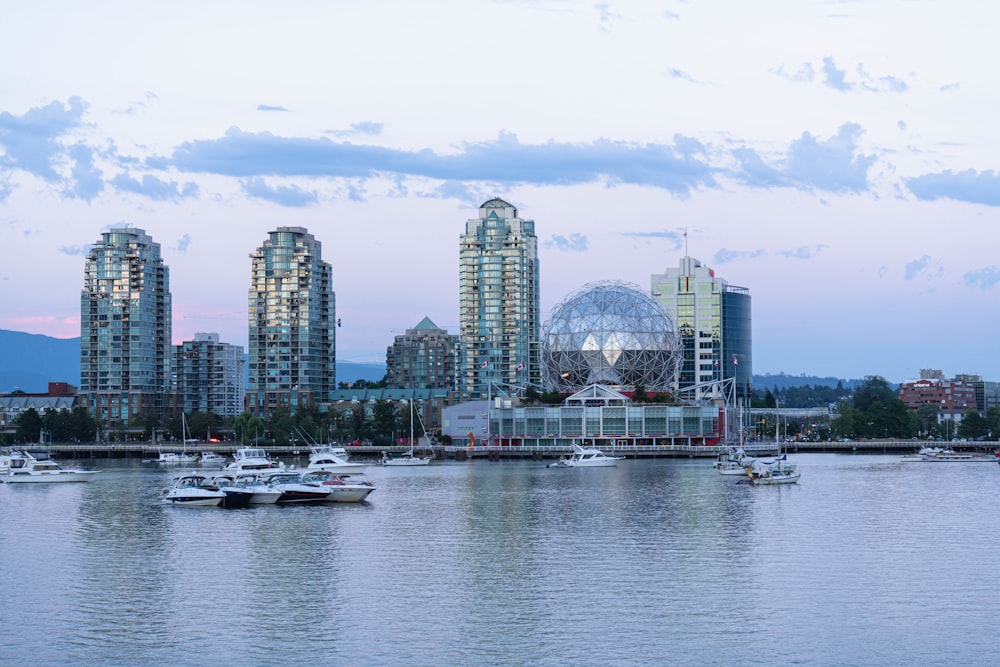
[[1, 0, 998, 384]]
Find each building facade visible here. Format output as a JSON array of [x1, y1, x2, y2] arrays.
[[459, 198, 540, 398], [898, 376, 978, 420], [174, 333, 245, 418], [80, 227, 172, 430], [651, 256, 752, 400], [386, 317, 461, 390], [246, 227, 336, 417]]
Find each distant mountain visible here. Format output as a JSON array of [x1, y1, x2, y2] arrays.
[[752, 373, 865, 391], [0, 330, 386, 393], [0, 330, 80, 393]]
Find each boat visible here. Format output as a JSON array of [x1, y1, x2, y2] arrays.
[[211, 472, 282, 505], [746, 458, 801, 485], [714, 446, 758, 476], [224, 447, 285, 474], [4, 451, 99, 483], [382, 401, 433, 466], [157, 450, 199, 464], [902, 446, 997, 463], [198, 451, 228, 466], [547, 442, 624, 468], [305, 445, 368, 474], [263, 470, 331, 504], [162, 473, 227, 506], [300, 470, 376, 503]]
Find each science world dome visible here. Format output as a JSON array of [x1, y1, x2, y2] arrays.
[[542, 281, 680, 392]]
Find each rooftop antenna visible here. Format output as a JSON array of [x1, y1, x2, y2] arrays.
[[684, 227, 689, 256]]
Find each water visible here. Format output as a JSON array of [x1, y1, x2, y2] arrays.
[[1, 454, 997, 666]]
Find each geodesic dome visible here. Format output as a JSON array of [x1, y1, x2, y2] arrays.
[[542, 281, 679, 392]]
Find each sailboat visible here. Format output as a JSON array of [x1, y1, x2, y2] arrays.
[[382, 400, 433, 466], [158, 414, 199, 464]]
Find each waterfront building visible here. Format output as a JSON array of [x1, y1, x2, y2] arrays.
[[651, 256, 752, 401], [441, 383, 723, 448], [246, 227, 336, 418], [386, 317, 461, 390], [542, 281, 680, 393], [173, 333, 245, 418], [898, 374, 978, 421], [459, 198, 540, 398], [80, 227, 172, 430]]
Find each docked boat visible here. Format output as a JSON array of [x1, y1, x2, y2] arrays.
[[301, 470, 376, 503], [547, 442, 624, 468], [199, 451, 228, 466], [382, 403, 433, 466], [157, 450, 199, 464], [224, 447, 285, 474], [211, 472, 282, 505], [306, 445, 368, 474], [4, 451, 99, 483], [714, 446, 759, 476], [902, 447, 997, 463], [263, 471, 331, 504], [162, 473, 227, 506], [746, 458, 800, 486]]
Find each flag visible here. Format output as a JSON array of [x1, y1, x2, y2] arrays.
[[516, 361, 525, 371], [733, 357, 738, 366], [480, 360, 489, 368], [713, 359, 719, 367]]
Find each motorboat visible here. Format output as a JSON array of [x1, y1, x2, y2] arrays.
[[162, 473, 226, 506], [263, 471, 331, 504], [746, 458, 800, 486], [199, 451, 228, 466], [306, 445, 368, 474], [547, 442, 624, 468], [714, 446, 758, 476], [224, 447, 285, 474], [902, 447, 997, 463], [157, 451, 199, 464], [300, 470, 376, 503], [211, 472, 282, 505], [4, 451, 99, 483]]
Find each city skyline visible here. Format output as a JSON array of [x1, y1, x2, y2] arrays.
[[1, 1, 998, 383]]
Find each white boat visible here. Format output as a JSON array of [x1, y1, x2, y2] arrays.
[[306, 445, 368, 474], [746, 457, 800, 485], [263, 471, 331, 504], [714, 446, 758, 476], [157, 451, 199, 464], [211, 472, 282, 505], [300, 470, 376, 503], [902, 446, 997, 463], [382, 401, 433, 466], [162, 473, 226, 506], [199, 451, 228, 466], [4, 451, 99, 483], [224, 447, 285, 474], [547, 442, 623, 468]]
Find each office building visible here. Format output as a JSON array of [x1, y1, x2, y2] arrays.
[[80, 227, 172, 430], [386, 317, 461, 390], [246, 227, 336, 417], [174, 333, 245, 418], [459, 198, 540, 398], [651, 256, 752, 400]]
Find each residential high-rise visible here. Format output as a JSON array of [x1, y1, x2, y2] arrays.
[[80, 227, 172, 431], [651, 256, 752, 400], [386, 317, 461, 390], [459, 198, 540, 397], [246, 226, 336, 417], [173, 333, 245, 418]]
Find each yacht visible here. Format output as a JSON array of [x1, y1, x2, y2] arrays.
[[199, 451, 229, 466], [224, 447, 284, 474], [4, 451, 99, 483], [300, 470, 376, 503], [547, 442, 624, 468], [162, 473, 226, 506], [263, 471, 331, 504], [746, 457, 801, 485], [306, 445, 368, 474]]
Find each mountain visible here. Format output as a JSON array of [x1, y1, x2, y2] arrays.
[[0, 330, 387, 393], [752, 373, 864, 391]]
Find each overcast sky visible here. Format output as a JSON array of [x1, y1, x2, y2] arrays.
[[1, 0, 997, 383]]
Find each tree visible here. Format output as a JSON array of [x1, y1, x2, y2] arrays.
[[958, 410, 988, 440], [14, 408, 43, 443], [233, 412, 266, 445], [831, 376, 916, 439]]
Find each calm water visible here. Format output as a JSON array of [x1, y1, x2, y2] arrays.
[[1, 454, 997, 666]]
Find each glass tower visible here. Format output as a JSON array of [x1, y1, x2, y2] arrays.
[[247, 226, 336, 417], [651, 256, 752, 400], [80, 227, 172, 432], [459, 198, 540, 398]]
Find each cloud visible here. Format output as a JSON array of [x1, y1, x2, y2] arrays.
[[257, 104, 289, 112], [667, 68, 700, 83], [777, 244, 827, 260], [115, 91, 158, 116], [58, 245, 89, 256], [177, 233, 192, 254], [776, 57, 908, 93], [160, 128, 719, 195], [964, 266, 1000, 290], [594, 1, 625, 31], [64, 144, 104, 201], [731, 123, 875, 193], [622, 229, 685, 250], [0, 96, 87, 183], [544, 233, 588, 252], [904, 255, 931, 280], [906, 169, 1000, 206], [110, 172, 200, 201], [241, 176, 319, 206], [0, 176, 12, 202], [326, 121, 384, 138], [713, 248, 766, 264], [821, 56, 851, 91]]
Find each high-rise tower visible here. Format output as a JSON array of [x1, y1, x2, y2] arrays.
[[80, 227, 172, 431], [459, 198, 540, 398], [246, 226, 336, 417], [651, 256, 752, 400]]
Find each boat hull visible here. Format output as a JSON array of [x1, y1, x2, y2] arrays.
[[6, 470, 98, 483]]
